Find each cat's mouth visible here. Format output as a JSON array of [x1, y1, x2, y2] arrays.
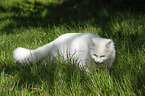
[[95, 62, 106, 65], [93, 60, 108, 68]]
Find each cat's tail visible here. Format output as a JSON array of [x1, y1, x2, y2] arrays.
[[13, 47, 34, 66], [13, 43, 53, 66]]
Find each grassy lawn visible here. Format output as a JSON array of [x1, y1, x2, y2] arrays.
[[0, 0, 145, 95]]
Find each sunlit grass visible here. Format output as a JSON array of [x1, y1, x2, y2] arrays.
[[0, 0, 145, 95]]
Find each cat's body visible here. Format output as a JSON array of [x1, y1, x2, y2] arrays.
[[13, 33, 115, 69]]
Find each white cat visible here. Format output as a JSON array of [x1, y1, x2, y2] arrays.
[[13, 33, 115, 69]]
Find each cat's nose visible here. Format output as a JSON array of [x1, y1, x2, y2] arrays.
[[96, 60, 101, 63], [96, 60, 103, 63]]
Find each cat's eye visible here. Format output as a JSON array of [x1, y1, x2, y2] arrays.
[[93, 54, 98, 57], [100, 55, 105, 57]]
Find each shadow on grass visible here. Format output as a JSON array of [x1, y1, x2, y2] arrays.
[[0, 0, 144, 34], [0, 0, 101, 33]]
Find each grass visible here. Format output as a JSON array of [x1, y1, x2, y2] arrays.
[[0, 0, 145, 95]]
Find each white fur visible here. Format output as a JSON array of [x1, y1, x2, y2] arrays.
[[13, 33, 115, 68]]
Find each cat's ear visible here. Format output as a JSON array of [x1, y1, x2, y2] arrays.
[[90, 38, 95, 46], [105, 40, 112, 48]]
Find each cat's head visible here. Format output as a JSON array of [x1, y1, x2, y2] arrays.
[[89, 38, 115, 65]]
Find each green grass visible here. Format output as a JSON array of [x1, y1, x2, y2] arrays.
[[0, 0, 145, 95]]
